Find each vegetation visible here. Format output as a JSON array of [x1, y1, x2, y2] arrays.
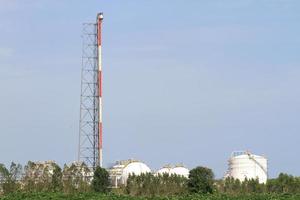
[[2, 161, 300, 199], [126, 173, 188, 196], [267, 173, 300, 193], [188, 166, 214, 194], [0, 161, 96, 195], [1, 193, 300, 200], [61, 162, 91, 193], [216, 173, 300, 195], [92, 166, 110, 193], [50, 164, 63, 192], [217, 177, 264, 194], [0, 163, 22, 195]]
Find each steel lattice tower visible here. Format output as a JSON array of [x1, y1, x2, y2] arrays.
[[78, 13, 103, 169]]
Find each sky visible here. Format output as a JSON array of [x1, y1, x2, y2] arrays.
[[0, 0, 300, 178]]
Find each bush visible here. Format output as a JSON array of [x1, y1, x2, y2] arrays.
[[92, 166, 110, 193], [188, 166, 214, 194], [126, 173, 188, 196]]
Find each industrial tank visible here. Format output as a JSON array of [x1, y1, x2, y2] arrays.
[[156, 164, 189, 178], [121, 161, 151, 182], [170, 165, 189, 178], [109, 159, 151, 187], [156, 165, 172, 175], [225, 151, 268, 184]]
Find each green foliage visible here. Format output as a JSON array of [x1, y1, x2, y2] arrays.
[[0, 163, 22, 195], [92, 166, 110, 193], [2, 193, 300, 200], [188, 166, 214, 194], [2, 160, 300, 199], [22, 161, 57, 192], [217, 177, 265, 194], [22, 161, 36, 192], [126, 173, 188, 196], [51, 164, 63, 192], [62, 163, 91, 193], [216, 173, 300, 195], [266, 173, 300, 194]]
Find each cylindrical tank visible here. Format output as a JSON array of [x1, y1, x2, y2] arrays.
[[226, 151, 268, 184]]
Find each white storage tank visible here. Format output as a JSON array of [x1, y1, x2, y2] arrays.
[[170, 165, 189, 178], [109, 159, 151, 187], [156, 165, 172, 176], [156, 164, 189, 178], [225, 151, 268, 184], [121, 161, 151, 183]]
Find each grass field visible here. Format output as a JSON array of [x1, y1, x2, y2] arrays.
[[1, 193, 300, 200]]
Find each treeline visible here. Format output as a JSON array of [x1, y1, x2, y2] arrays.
[[2, 193, 300, 200], [126, 173, 188, 196], [1, 161, 300, 197], [125, 169, 300, 196], [0, 162, 109, 195], [217, 177, 265, 194], [124, 167, 214, 196], [217, 173, 300, 195]]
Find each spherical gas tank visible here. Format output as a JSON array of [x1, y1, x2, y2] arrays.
[[121, 161, 151, 184], [156, 167, 171, 176], [170, 166, 189, 178]]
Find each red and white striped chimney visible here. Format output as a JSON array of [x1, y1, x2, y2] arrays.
[[97, 13, 103, 167]]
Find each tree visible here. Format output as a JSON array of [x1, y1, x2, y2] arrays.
[[22, 161, 62, 193], [62, 162, 91, 193], [188, 166, 214, 194], [126, 173, 188, 196], [0, 162, 22, 194], [62, 164, 75, 194], [0, 164, 10, 194], [22, 161, 37, 192], [126, 174, 139, 196], [75, 162, 91, 192], [51, 164, 63, 192], [266, 173, 300, 194], [92, 166, 110, 193]]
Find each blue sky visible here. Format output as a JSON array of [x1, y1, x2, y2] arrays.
[[0, 0, 300, 178]]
